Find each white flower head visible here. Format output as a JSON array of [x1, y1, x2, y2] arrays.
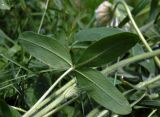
[[95, 1, 113, 26]]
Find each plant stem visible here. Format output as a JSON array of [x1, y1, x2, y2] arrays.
[[148, 109, 157, 117], [37, 0, 50, 34], [131, 92, 146, 107], [86, 108, 100, 117], [23, 67, 74, 117], [53, 79, 76, 96], [34, 94, 65, 117], [10, 106, 27, 113], [123, 89, 135, 96], [115, 1, 160, 68], [27, 79, 76, 116], [136, 75, 160, 89], [102, 49, 160, 74], [43, 96, 78, 117], [34, 84, 78, 117], [97, 110, 109, 117]]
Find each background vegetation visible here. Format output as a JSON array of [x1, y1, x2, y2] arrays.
[[0, 0, 160, 117]]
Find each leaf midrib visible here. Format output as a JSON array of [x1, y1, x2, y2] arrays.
[[75, 69, 125, 107], [20, 37, 72, 66]]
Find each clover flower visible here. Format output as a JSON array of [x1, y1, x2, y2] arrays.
[[95, 1, 113, 26]]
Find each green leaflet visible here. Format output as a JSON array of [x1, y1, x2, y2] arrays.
[[75, 68, 132, 115], [19, 32, 72, 70], [76, 32, 138, 67], [75, 27, 123, 42]]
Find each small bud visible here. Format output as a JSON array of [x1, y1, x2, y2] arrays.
[[63, 84, 79, 98], [95, 1, 113, 26]]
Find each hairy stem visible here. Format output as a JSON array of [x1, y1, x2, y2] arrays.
[[28, 79, 76, 116], [102, 49, 160, 74], [43, 96, 78, 117], [23, 67, 74, 117], [34, 94, 65, 117], [34, 84, 78, 117]]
